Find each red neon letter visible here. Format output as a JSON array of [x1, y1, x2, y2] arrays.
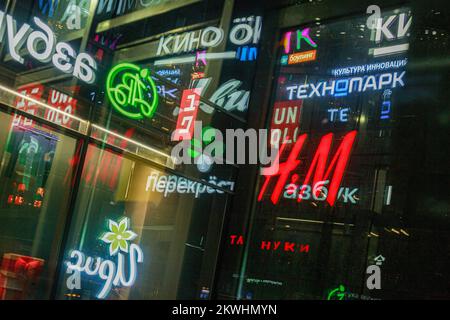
[[258, 134, 307, 204], [299, 130, 357, 206]]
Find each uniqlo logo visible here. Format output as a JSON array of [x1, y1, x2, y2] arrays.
[[12, 84, 44, 127], [45, 89, 77, 127], [172, 88, 202, 141], [270, 100, 302, 148]]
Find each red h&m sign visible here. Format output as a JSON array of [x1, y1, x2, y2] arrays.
[[12, 84, 44, 128], [172, 88, 202, 141], [259, 131, 357, 206], [270, 100, 302, 147]]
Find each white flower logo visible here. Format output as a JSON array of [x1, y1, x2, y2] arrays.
[[100, 217, 137, 256]]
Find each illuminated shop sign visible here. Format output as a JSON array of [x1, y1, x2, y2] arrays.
[[66, 217, 143, 299], [258, 131, 357, 206], [283, 179, 358, 204], [145, 173, 235, 198], [106, 63, 159, 120], [188, 78, 249, 114], [282, 28, 317, 54], [380, 89, 392, 120], [230, 235, 310, 254], [172, 89, 202, 141], [367, 8, 412, 57], [155, 15, 262, 64], [0, 11, 97, 83], [12, 84, 79, 128], [270, 100, 302, 146], [157, 16, 261, 55], [12, 84, 44, 128], [330, 58, 408, 77], [45, 89, 78, 126], [286, 71, 405, 100], [327, 107, 349, 123], [281, 49, 316, 65], [281, 27, 318, 65]]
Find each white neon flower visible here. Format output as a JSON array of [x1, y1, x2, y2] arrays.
[[101, 217, 137, 256]]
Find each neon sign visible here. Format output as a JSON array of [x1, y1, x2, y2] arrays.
[[106, 63, 159, 120], [327, 107, 349, 122], [330, 58, 408, 77], [286, 71, 405, 100], [327, 285, 346, 300], [12, 84, 44, 128], [281, 27, 318, 65], [145, 173, 234, 198], [172, 89, 202, 141], [66, 217, 143, 299], [258, 131, 357, 206], [369, 10, 412, 57], [45, 89, 78, 126], [0, 11, 97, 83], [270, 100, 302, 146], [156, 16, 262, 57], [281, 49, 316, 65], [380, 89, 392, 120], [283, 28, 317, 54]]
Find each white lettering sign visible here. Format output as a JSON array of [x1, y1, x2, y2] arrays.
[[0, 10, 97, 83]]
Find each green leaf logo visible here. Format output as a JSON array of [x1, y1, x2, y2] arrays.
[[101, 217, 138, 256]]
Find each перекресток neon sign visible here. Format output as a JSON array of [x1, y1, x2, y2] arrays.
[[286, 71, 405, 100]]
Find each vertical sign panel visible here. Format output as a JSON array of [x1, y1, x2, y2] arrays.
[[172, 88, 202, 141]]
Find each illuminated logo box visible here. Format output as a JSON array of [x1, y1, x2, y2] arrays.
[[287, 50, 317, 64]]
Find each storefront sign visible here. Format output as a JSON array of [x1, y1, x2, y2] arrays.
[[283, 27, 317, 54], [229, 235, 310, 255], [258, 131, 357, 206], [327, 107, 349, 122], [281, 49, 316, 65], [12, 84, 44, 128], [45, 89, 77, 126], [0, 11, 97, 83], [156, 15, 262, 57], [145, 173, 235, 198], [189, 78, 249, 114], [330, 59, 408, 77], [66, 217, 143, 299], [270, 100, 302, 147], [286, 71, 405, 100], [380, 89, 392, 119], [172, 89, 202, 141], [369, 11, 412, 57], [283, 179, 359, 204], [106, 63, 159, 120]]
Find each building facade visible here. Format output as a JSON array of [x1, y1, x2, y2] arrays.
[[0, 0, 448, 300]]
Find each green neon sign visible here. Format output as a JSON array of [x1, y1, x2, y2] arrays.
[[106, 63, 159, 120], [327, 285, 346, 300]]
